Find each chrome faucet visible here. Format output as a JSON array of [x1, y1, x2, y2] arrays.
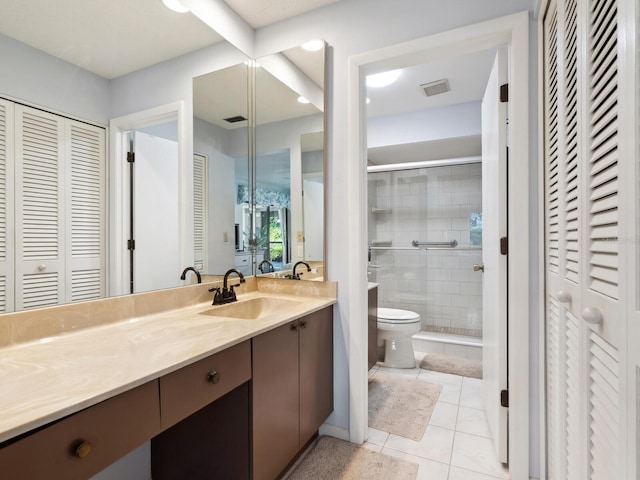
[[209, 268, 245, 305], [180, 267, 201, 284], [258, 260, 275, 274], [286, 261, 311, 280]]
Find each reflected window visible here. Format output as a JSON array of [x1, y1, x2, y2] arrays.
[[470, 213, 483, 246]]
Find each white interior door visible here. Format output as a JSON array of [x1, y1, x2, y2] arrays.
[[133, 131, 180, 293], [302, 177, 323, 261], [481, 47, 508, 464]]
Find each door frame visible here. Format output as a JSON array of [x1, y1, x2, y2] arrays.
[[108, 101, 190, 297], [346, 11, 530, 478]]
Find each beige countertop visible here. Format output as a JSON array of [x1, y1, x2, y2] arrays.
[[0, 285, 336, 444]]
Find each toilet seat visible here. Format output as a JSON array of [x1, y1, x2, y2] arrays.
[[378, 307, 420, 324]]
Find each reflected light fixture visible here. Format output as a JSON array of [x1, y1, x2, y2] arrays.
[[297, 96, 311, 104], [162, 0, 189, 13], [302, 39, 324, 51], [366, 98, 371, 104], [366, 69, 401, 88]]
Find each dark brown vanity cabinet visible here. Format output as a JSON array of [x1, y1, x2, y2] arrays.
[[252, 306, 333, 480]]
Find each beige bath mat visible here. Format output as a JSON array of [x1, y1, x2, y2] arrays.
[[419, 352, 483, 379], [368, 371, 442, 441], [285, 436, 418, 480]]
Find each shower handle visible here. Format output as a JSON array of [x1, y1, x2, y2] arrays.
[[473, 264, 484, 273]]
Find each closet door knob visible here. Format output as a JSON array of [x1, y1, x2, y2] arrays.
[[556, 291, 571, 303], [38, 264, 47, 271], [582, 307, 603, 325]]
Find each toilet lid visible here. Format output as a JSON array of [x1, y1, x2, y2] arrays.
[[378, 307, 420, 323]]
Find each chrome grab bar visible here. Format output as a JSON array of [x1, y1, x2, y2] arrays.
[[411, 240, 458, 248]]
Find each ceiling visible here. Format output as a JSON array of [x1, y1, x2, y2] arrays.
[[0, 0, 338, 80]]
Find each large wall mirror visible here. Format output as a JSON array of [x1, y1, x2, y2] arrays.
[[193, 43, 326, 280], [0, 0, 326, 314], [253, 44, 326, 279]]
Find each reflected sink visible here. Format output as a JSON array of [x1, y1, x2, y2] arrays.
[[200, 297, 304, 320]]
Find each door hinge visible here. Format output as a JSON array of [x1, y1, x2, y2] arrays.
[[500, 236, 508, 255], [500, 389, 509, 408], [127, 239, 135, 251], [127, 151, 135, 163], [500, 83, 509, 102]]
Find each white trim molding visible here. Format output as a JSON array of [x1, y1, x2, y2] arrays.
[[347, 11, 531, 479]]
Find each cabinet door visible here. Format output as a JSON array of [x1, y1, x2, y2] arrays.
[[299, 306, 333, 446], [252, 321, 299, 480]]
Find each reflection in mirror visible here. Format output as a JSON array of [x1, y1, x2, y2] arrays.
[[254, 43, 325, 279], [192, 62, 250, 277]]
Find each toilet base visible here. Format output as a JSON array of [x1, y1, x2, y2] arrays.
[[380, 338, 416, 368]]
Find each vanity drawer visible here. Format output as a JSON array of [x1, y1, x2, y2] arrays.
[[159, 340, 251, 429], [0, 380, 161, 480]]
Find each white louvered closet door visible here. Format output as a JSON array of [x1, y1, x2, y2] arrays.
[[64, 120, 105, 303], [544, 0, 626, 479], [0, 99, 15, 313], [14, 105, 65, 310], [193, 153, 207, 273]]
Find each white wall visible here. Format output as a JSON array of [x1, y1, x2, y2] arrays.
[[0, 33, 110, 124], [367, 101, 481, 149], [254, 0, 540, 475]]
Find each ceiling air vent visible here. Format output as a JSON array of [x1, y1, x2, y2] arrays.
[[420, 79, 450, 97], [223, 115, 247, 123]]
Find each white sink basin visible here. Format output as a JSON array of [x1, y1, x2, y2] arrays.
[[200, 297, 304, 320]]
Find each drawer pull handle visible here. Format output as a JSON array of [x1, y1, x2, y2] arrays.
[[290, 323, 298, 332], [75, 441, 92, 459], [207, 370, 221, 384], [299, 320, 307, 329]]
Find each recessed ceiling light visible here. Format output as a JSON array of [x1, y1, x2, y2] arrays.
[[301, 40, 324, 52], [162, 0, 189, 13], [297, 96, 311, 104], [366, 70, 401, 88]]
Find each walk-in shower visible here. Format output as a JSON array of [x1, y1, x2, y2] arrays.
[[367, 161, 483, 360]]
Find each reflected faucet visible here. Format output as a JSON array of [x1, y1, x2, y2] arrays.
[[209, 268, 246, 305], [258, 260, 275, 274], [286, 261, 311, 280], [180, 267, 201, 284]]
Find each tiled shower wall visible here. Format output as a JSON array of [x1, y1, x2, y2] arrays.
[[367, 163, 483, 334]]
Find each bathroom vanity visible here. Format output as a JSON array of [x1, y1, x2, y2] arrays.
[[0, 278, 336, 479]]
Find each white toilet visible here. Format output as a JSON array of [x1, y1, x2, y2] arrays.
[[377, 307, 421, 368]]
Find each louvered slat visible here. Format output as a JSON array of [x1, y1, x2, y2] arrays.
[[0, 276, 5, 313], [547, 294, 562, 479], [564, 0, 579, 284], [587, 0, 618, 299], [21, 111, 60, 260], [565, 312, 580, 480], [0, 103, 6, 263], [22, 272, 59, 309], [70, 124, 102, 258], [71, 269, 102, 302], [589, 331, 619, 479], [545, 5, 561, 274], [193, 154, 206, 265]]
